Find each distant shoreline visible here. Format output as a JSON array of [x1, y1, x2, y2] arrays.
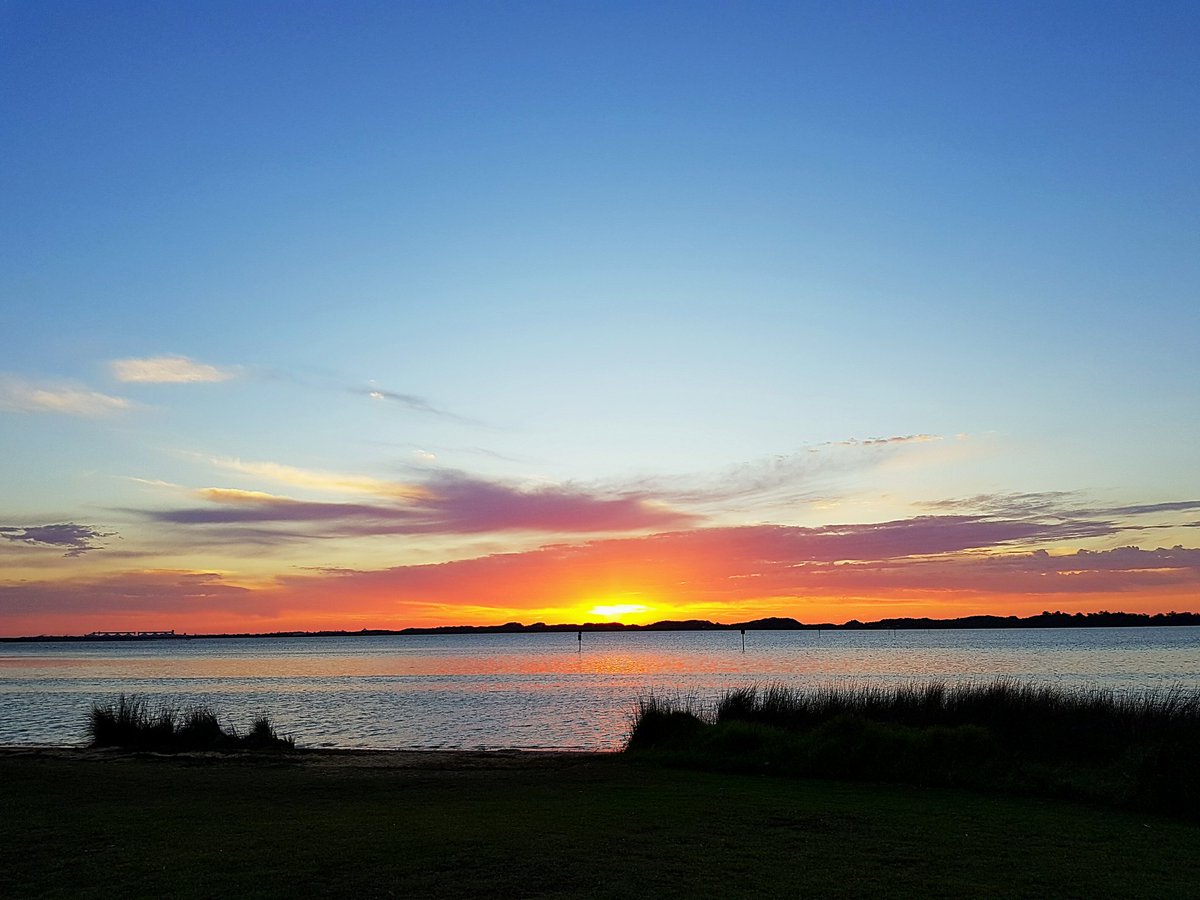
[[4, 609, 1198, 642]]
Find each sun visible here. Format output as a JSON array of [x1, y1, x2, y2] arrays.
[[588, 603, 651, 621]]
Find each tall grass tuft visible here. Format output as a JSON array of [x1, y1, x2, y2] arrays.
[[627, 680, 1200, 819], [625, 693, 705, 752], [88, 695, 175, 750], [88, 695, 295, 752], [245, 716, 290, 749]]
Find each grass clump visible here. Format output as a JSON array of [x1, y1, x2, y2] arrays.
[[88, 695, 294, 752], [626, 680, 1200, 819], [625, 694, 705, 751]]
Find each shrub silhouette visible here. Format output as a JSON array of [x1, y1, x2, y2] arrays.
[[88, 695, 294, 752], [626, 694, 704, 751], [626, 680, 1200, 819]]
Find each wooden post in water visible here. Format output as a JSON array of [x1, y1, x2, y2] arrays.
[[577, 630, 582, 652], [740, 628, 746, 652]]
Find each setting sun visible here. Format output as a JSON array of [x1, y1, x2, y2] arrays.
[[588, 604, 651, 621]]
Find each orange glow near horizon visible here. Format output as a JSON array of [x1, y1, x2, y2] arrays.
[[5, 579, 1199, 638], [587, 603, 651, 622], [4, 524, 1200, 637]]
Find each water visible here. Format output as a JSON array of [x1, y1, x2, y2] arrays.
[[2, 627, 1198, 751]]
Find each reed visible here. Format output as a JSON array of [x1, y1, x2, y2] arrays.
[[88, 695, 294, 752], [626, 679, 1200, 818], [624, 693, 705, 751]]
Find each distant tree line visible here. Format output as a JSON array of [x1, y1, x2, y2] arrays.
[[8, 609, 1198, 642]]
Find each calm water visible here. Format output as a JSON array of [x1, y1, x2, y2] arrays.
[[2, 627, 1198, 751]]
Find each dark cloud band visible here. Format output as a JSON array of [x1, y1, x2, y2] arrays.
[[0, 523, 116, 557]]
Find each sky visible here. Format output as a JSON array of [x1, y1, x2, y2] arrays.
[[1, 1, 1198, 636]]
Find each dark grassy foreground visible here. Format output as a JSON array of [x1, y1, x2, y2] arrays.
[[2, 749, 1199, 899], [626, 681, 1200, 819], [89, 695, 294, 752]]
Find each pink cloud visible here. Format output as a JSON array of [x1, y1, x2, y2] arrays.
[[140, 471, 697, 536]]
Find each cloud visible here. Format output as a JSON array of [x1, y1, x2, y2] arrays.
[[197, 430, 945, 533], [203, 456, 427, 499], [626, 435, 945, 509], [236, 367, 478, 424], [136, 473, 1120, 560], [0, 523, 116, 557], [140, 438, 1107, 547], [157, 495, 398, 526], [662, 514, 1117, 565], [983, 545, 1200, 575], [110, 355, 236, 383], [802, 544, 1200, 597], [923, 493, 1200, 528], [632, 454, 823, 508], [924, 491, 1075, 512], [363, 384, 480, 424], [1106, 500, 1200, 517], [6, 525, 1198, 634], [418, 471, 695, 534], [365, 388, 442, 414], [138, 470, 697, 537], [0, 378, 132, 417], [841, 434, 941, 447]]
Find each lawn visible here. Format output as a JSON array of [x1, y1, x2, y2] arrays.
[[2, 749, 1196, 899]]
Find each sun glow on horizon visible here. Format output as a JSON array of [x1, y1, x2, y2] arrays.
[[588, 603, 651, 621]]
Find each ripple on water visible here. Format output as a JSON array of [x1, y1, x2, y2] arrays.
[[1, 628, 1198, 749]]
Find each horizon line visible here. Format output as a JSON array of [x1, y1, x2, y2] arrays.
[[4, 609, 1199, 642]]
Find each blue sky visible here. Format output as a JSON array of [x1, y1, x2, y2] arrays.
[[1, 2, 1198, 633]]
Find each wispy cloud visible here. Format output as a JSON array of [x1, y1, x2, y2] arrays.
[[924, 493, 1200, 525], [839, 434, 941, 447], [923, 492, 1081, 517], [138, 470, 697, 537], [365, 387, 443, 414], [0, 523, 116, 557], [234, 367, 477, 424], [110, 355, 237, 383], [153, 435, 956, 543], [203, 456, 429, 499], [1106, 500, 1200, 517], [0, 377, 133, 417], [362, 383, 481, 425], [624, 435, 946, 509]]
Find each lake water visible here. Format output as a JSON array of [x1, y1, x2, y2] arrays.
[[2, 627, 1199, 751]]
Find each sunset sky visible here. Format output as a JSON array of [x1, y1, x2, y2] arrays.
[[2, 2, 1198, 636]]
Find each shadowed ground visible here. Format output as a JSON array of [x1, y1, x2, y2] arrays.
[[2, 748, 1197, 899]]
